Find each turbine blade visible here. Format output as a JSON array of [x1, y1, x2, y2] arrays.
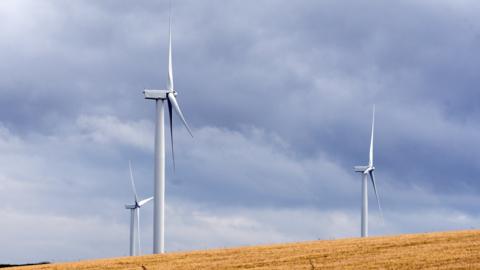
[[168, 99, 176, 171], [167, 14, 174, 91], [128, 160, 139, 203], [369, 105, 375, 167], [137, 209, 141, 256], [369, 170, 383, 219], [138, 196, 153, 207], [168, 93, 193, 137]]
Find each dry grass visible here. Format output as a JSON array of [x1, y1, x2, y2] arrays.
[[13, 230, 480, 269]]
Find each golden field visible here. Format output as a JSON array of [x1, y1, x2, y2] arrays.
[[13, 230, 480, 269]]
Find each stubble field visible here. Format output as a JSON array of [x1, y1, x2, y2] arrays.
[[12, 230, 480, 269]]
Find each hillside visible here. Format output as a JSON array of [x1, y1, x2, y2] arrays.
[[12, 230, 480, 269]]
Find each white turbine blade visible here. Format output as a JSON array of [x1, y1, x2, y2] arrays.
[[167, 99, 176, 170], [369, 170, 383, 219], [167, 14, 174, 91], [137, 209, 141, 255], [138, 196, 154, 207], [369, 105, 375, 167], [168, 93, 193, 137], [129, 160, 139, 203]]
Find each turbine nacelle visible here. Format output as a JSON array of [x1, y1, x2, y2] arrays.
[[354, 165, 368, 173], [143, 89, 175, 100], [125, 197, 154, 210], [125, 204, 137, 210], [363, 166, 375, 174], [353, 165, 374, 174]]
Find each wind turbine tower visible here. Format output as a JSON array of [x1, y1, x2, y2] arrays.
[[354, 105, 382, 237], [143, 15, 193, 254]]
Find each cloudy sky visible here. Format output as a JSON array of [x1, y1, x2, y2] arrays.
[[2, 0, 480, 264]]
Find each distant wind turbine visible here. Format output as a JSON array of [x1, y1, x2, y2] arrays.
[[354, 105, 382, 237], [143, 13, 193, 254], [125, 161, 153, 256]]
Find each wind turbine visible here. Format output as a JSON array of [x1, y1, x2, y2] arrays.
[[125, 161, 153, 256], [354, 105, 382, 237], [143, 14, 193, 254]]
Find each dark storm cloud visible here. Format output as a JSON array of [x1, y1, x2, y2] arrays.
[[164, 0, 480, 194]]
